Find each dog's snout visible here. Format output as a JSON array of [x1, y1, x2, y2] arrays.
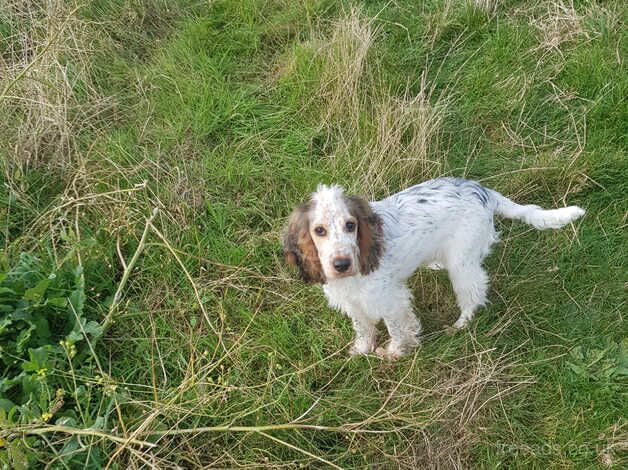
[[333, 257, 351, 273]]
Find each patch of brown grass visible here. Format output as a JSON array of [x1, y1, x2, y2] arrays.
[[0, 1, 208, 256], [530, 1, 588, 56], [296, 7, 449, 197], [354, 78, 448, 196], [0, 0, 114, 169], [470, 0, 501, 16], [316, 8, 376, 126]]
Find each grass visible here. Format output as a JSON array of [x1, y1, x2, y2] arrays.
[[0, 0, 626, 467]]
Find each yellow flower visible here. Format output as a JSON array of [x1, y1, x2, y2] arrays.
[[41, 412, 53, 422]]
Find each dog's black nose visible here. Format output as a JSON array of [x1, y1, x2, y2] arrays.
[[333, 258, 351, 273]]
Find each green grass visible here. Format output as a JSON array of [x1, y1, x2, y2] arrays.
[[1, 0, 626, 468]]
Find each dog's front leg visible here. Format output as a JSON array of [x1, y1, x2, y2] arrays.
[[377, 309, 421, 360], [374, 285, 422, 360], [348, 314, 378, 356]]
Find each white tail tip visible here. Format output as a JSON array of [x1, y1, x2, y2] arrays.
[[528, 206, 585, 230]]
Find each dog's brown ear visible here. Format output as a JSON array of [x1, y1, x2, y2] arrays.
[[283, 202, 326, 284], [346, 196, 384, 275]]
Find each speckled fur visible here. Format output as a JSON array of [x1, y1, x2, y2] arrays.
[[284, 177, 585, 359]]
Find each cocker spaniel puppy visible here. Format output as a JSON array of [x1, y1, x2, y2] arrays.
[[283, 178, 585, 359]]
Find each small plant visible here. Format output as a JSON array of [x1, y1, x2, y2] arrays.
[[0, 253, 106, 468], [566, 341, 628, 387]]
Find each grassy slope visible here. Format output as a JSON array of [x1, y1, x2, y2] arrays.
[[1, 0, 626, 468]]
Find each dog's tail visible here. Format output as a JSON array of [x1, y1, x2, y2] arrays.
[[489, 190, 585, 230]]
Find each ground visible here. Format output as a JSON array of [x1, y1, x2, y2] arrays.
[[0, 0, 626, 468]]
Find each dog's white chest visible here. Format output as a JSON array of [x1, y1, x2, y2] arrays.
[[323, 276, 383, 321]]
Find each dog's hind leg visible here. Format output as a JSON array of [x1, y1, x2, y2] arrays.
[[444, 213, 496, 329], [448, 262, 489, 328]]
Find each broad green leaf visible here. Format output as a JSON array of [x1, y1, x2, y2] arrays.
[[566, 362, 587, 377], [7, 441, 30, 470], [0, 287, 16, 296], [11, 308, 32, 322], [66, 330, 82, 342], [19, 374, 41, 400], [22, 347, 49, 371], [73, 265, 84, 282], [59, 437, 80, 460], [46, 297, 67, 308], [23, 278, 50, 302], [89, 416, 106, 430], [55, 415, 77, 427], [32, 316, 50, 340], [84, 320, 104, 338], [15, 326, 34, 353], [68, 288, 85, 317], [0, 318, 11, 334], [0, 398, 15, 412]]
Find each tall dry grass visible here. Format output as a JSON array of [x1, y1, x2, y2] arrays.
[[530, 0, 588, 56], [470, 0, 501, 16], [316, 8, 376, 127], [0, 0, 113, 169], [304, 8, 449, 197], [0, 1, 204, 260]]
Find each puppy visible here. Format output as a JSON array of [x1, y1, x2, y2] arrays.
[[283, 177, 584, 359]]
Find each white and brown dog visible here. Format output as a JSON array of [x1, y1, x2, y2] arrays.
[[283, 177, 584, 359]]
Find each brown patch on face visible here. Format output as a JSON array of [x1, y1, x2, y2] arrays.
[[345, 195, 384, 275], [283, 202, 326, 284]]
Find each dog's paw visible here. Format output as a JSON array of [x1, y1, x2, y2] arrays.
[[444, 325, 458, 336], [375, 346, 399, 361], [349, 338, 376, 356], [453, 318, 469, 329], [375, 343, 406, 361]]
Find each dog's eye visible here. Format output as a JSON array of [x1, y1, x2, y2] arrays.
[[345, 221, 356, 232], [314, 226, 326, 236]]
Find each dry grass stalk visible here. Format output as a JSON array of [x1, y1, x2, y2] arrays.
[[470, 0, 501, 16], [309, 8, 448, 196], [316, 7, 377, 127], [356, 76, 448, 196], [105, 335, 533, 467], [530, 0, 588, 55], [0, 0, 113, 168]]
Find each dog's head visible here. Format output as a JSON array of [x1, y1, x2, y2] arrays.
[[283, 185, 383, 283]]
